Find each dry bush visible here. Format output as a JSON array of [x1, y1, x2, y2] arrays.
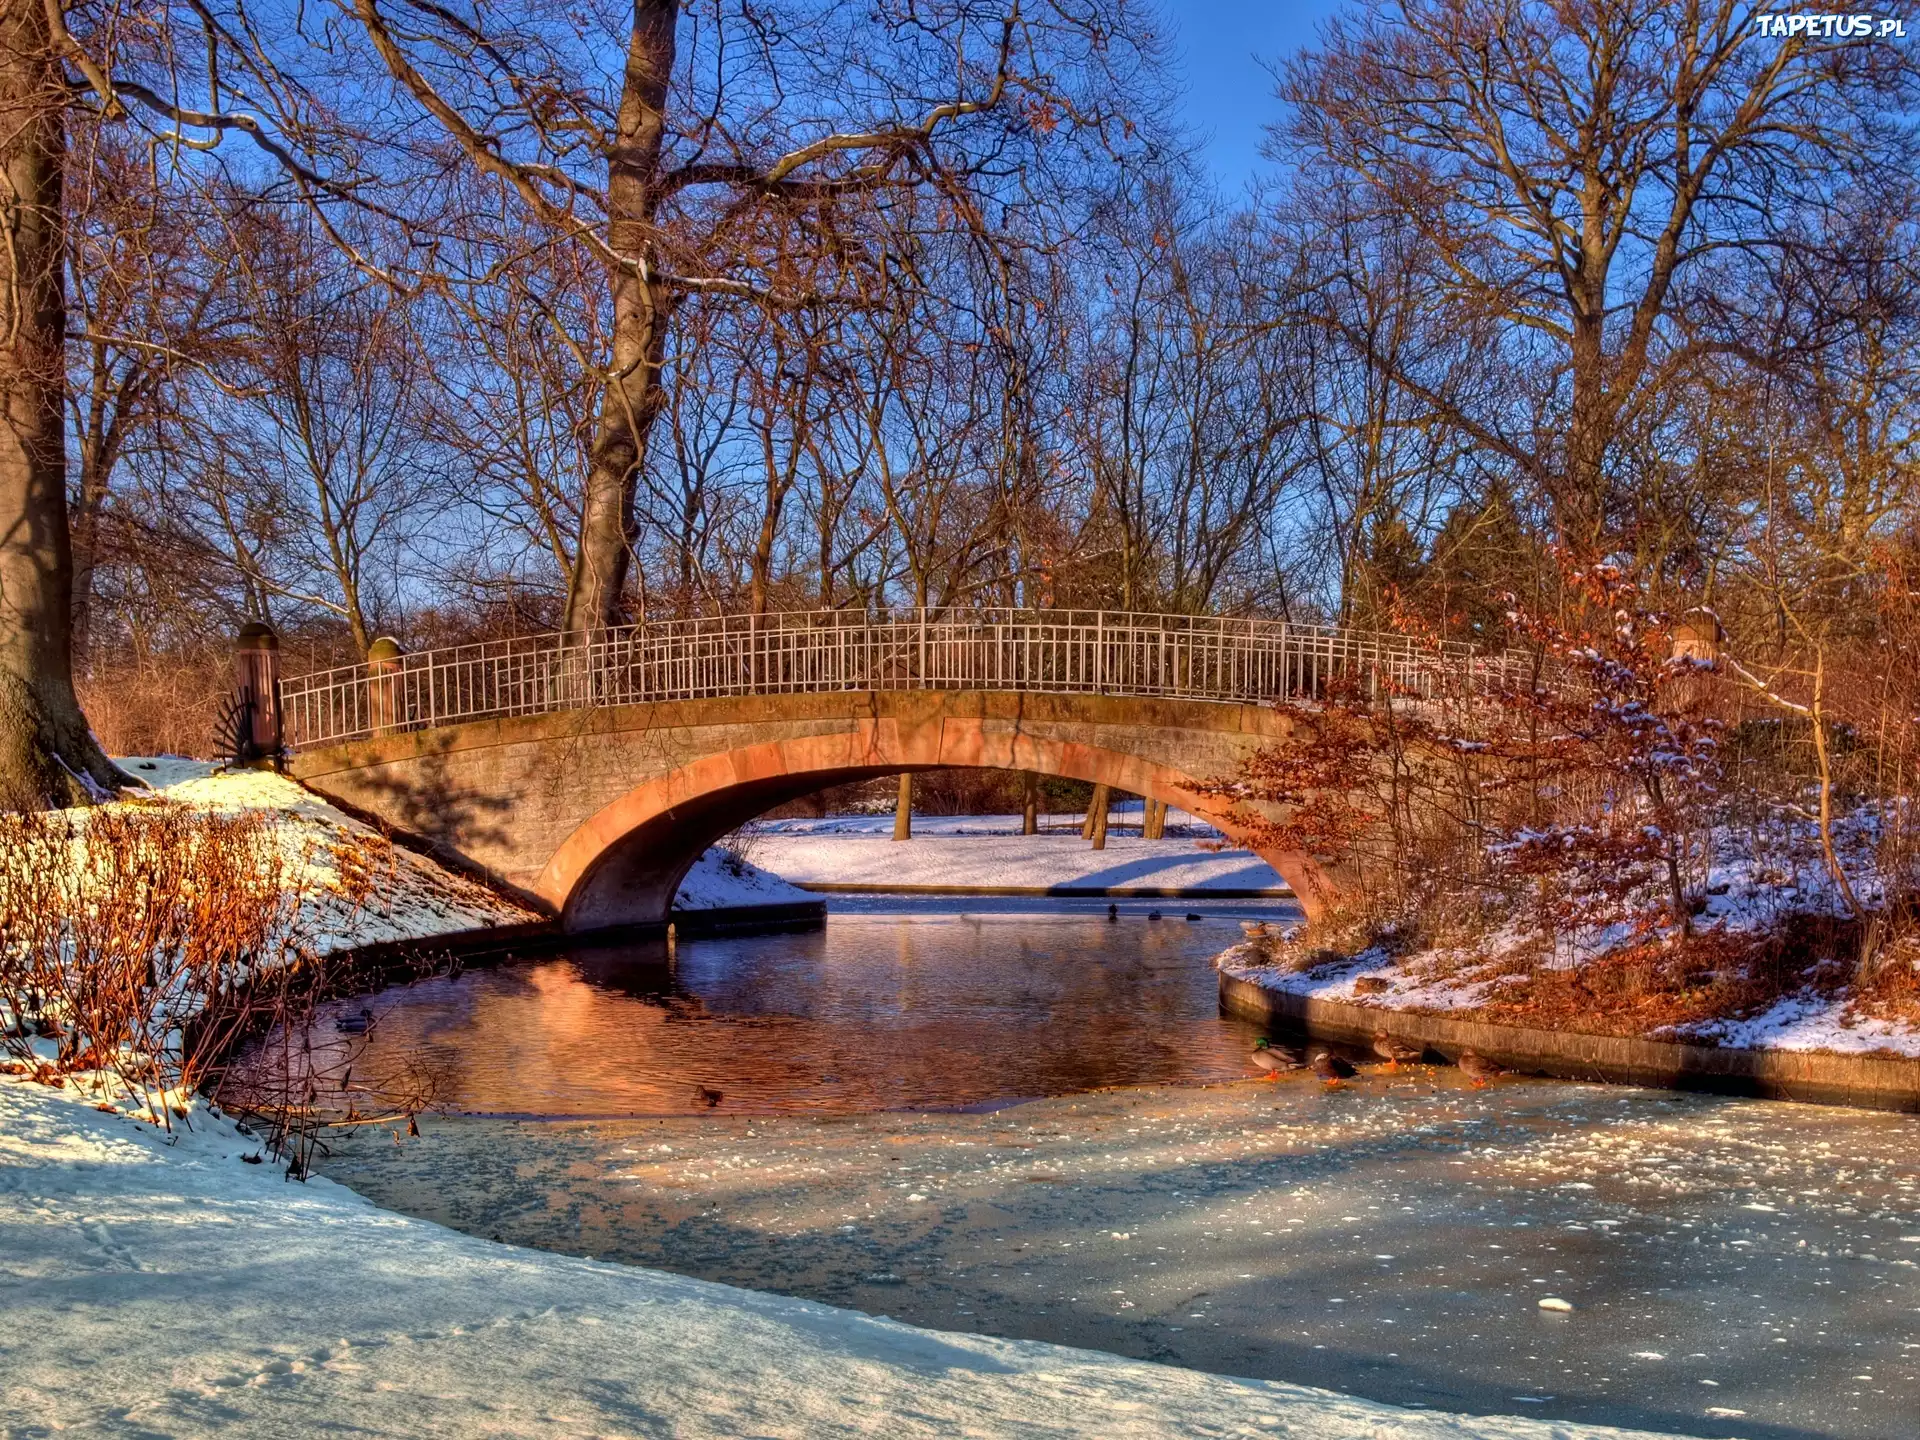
[[1219, 563, 1748, 978], [76, 649, 229, 759], [1218, 554, 1920, 1036], [0, 805, 315, 1118], [714, 818, 770, 871], [0, 800, 447, 1173]]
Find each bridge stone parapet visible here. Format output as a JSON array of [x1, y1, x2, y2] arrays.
[[286, 688, 1337, 934]]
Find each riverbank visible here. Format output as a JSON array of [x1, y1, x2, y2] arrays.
[[750, 814, 1289, 897], [1218, 925, 1920, 1064], [115, 757, 537, 950], [1219, 970, 1920, 1111], [0, 1076, 1699, 1440], [105, 759, 817, 943], [314, 1066, 1920, 1440]]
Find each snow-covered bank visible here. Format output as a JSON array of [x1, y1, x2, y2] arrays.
[[1220, 936, 1920, 1061], [673, 844, 819, 911], [1219, 940, 1920, 1058], [118, 758, 536, 950], [0, 1078, 1700, 1439], [120, 757, 815, 933], [750, 816, 1289, 896], [1216, 802, 1920, 1060]]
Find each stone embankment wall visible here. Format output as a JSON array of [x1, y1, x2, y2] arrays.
[[1221, 972, 1920, 1112]]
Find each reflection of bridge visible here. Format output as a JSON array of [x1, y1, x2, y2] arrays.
[[279, 610, 1509, 933]]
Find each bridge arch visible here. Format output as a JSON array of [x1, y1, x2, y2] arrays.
[[537, 712, 1331, 932], [274, 609, 1499, 933]]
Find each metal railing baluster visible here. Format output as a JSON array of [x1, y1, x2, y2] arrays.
[[273, 609, 1507, 749]]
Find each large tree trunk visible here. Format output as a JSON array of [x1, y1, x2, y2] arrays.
[[562, 0, 677, 635], [0, 3, 127, 809]]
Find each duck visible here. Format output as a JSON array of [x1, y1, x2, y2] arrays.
[[334, 1007, 374, 1035], [1250, 1041, 1303, 1076], [1456, 1050, 1505, 1088], [1371, 1031, 1423, 1070], [694, 1085, 724, 1108], [1310, 1050, 1357, 1087]]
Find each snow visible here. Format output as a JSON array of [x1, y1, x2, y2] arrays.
[[1220, 934, 1920, 1057], [114, 756, 812, 931], [0, 1075, 1704, 1439], [1218, 941, 1509, 1013], [673, 845, 819, 910], [1219, 800, 1920, 1057], [115, 757, 536, 951], [1674, 992, 1920, 1055], [748, 815, 1287, 895]]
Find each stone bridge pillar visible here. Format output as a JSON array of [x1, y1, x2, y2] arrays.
[[231, 622, 282, 762]]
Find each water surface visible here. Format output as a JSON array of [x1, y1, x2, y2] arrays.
[[269, 898, 1281, 1117], [287, 897, 1920, 1439]]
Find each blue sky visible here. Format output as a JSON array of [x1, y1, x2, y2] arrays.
[[1163, 0, 1347, 192]]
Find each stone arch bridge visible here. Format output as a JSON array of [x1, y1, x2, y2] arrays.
[[276, 610, 1502, 934]]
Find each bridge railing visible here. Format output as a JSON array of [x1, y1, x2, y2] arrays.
[[277, 608, 1534, 750]]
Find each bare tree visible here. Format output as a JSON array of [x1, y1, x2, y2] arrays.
[[337, 0, 1156, 633], [1282, 0, 1918, 553], [0, 0, 379, 803], [63, 135, 246, 663], [222, 214, 435, 654], [0, 0, 131, 804], [424, 233, 602, 607], [1067, 182, 1312, 613]]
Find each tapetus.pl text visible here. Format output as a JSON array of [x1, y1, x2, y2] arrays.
[[1749, 12, 1907, 39]]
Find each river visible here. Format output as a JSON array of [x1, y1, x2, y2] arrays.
[[239, 901, 1918, 1440], [271, 897, 1274, 1116]]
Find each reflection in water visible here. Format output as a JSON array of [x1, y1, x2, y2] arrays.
[[243, 902, 1279, 1116]]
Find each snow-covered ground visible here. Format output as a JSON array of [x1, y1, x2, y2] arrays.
[[748, 813, 1288, 895], [112, 758, 535, 951], [1676, 993, 1920, 1055], [1215, 803, 1920, 1058], [673, 845, 819, 911], [1219, 939, 1504, 1012], [0, 1076, 1702, 1439], [1218, 939, 1920, 1058]]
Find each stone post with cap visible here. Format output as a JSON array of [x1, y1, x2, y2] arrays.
[[232, 622, 282, 762], [367, 636, 405, 735]]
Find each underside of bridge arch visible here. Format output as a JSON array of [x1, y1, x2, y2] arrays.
[[286, 690, 1342, 936]]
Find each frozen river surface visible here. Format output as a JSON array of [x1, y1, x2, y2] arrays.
[[323, 1068, 1920, 1440], [299, 902, 1920, 1439]]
